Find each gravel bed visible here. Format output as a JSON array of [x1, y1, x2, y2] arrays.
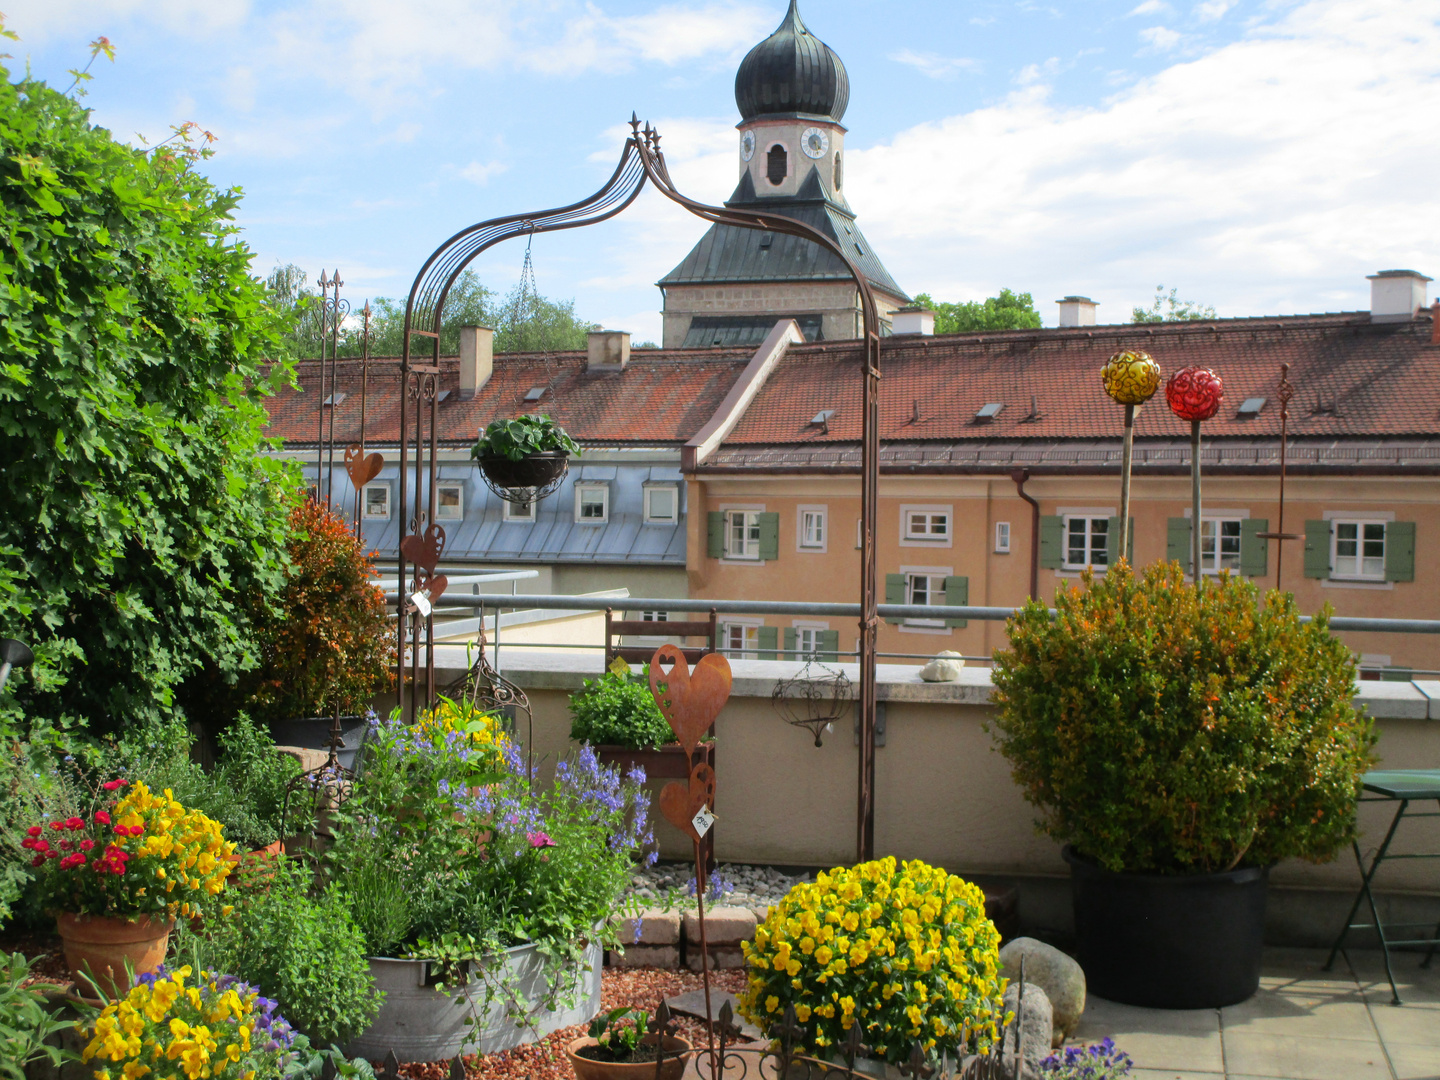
[[624, 861, 814, 916]]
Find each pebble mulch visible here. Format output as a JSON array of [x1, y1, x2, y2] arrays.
[[624, 861, 814, 917]]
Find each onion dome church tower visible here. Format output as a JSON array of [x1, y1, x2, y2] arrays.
[[658, 0, 909, 348]]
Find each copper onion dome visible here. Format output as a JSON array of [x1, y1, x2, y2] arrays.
[[734, 0, 849, 122]]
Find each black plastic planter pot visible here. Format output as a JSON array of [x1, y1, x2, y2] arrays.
[[268, 715, 368, 773], [1064, 845, 1268, 1009]]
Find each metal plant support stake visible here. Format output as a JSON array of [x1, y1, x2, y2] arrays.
[[315, 270, 349, 507], [343, 301, 379, 538], [1257, 363, 1300, 589], [392, 114, 885, 865]]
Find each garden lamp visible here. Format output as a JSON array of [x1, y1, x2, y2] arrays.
[[1165, 367, 1224, 588], [1102, 350, 1162, 561], [0, 638, 33, 694]]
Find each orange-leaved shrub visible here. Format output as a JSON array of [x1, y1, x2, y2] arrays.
[[990, 560, 1374, 875], [246, 499, 393, 722]]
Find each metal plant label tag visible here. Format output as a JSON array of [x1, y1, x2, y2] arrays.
[[691, 807, 716, 837]]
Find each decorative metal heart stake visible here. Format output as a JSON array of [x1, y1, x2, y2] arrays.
[[658, 763, 716, 843], [406, 567, 448, 615], [344, 444, 384, 489], [399, 523, 446, 574], [649, 644, 732, 756]]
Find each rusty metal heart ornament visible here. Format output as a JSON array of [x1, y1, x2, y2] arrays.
[[648, 645, 732, 755], [410, 568, 448, 613], [399, 523, 446, 574], [344, 444, 384, 489], [658, 762, 716, 843]]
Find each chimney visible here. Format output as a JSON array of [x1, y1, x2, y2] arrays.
[[1368, 269, 1431, 323], [458, 325, 494, 399], [586, 330, 630, 371], [891, 305, 935, 335], [1056, 296, 1098, 327]]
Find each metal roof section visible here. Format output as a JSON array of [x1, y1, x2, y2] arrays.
[[734, 0, 849, 123], [682, 314, 823, 348]]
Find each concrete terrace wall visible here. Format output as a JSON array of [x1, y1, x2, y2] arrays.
[[392, 647, 1440, 946]]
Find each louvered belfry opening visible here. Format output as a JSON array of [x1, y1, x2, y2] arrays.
[[766, 144, 787, 186]]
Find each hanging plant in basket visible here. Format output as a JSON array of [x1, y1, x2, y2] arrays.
[[471, 414, 581, 503]]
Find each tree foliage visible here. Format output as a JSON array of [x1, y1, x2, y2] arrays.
[[0, 58, 298, 738], [911, 288, 1042, 334], [1132, 285, 1217, 323]]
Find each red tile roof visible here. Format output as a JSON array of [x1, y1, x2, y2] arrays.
[[264, 348, 755, 448], [721, 312, 1440, 446]]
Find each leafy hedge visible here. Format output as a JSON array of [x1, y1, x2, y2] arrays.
[[0, 59, 297, 738], [990, 561, 1374, 875]]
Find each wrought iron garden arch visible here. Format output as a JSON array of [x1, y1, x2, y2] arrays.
[[395, 115, 885, 862]]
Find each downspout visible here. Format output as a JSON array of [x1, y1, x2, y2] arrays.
[[1012, 468, 1040, 601]]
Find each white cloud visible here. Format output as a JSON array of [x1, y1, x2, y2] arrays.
[[889, 49, 979, 80], [1015, 58, 1062, 86], [844, 0, 1440, 321], [1128, 0, 1172, 15], [1194, 0, 1238, 20], [461, 160, 510, 185], [1138, 25, 1183, 50]]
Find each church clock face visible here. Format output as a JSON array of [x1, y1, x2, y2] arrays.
[[801, 126, 830, 159], [740, 131, 756, 161]]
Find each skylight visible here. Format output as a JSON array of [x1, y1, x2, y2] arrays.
[[1237, 397, 1267, 417], [322, 392, 346, 407], [975, 402, 1004, 421], [524, 386, 546, 402], [810, 409, 837, 425]]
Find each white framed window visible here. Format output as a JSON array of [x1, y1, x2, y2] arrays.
[[721, 619, 761, 660], [798, 506, 827, 551], [1199, 518, 1242, 574], [902, 567, 952, 629], [994, 522, 1011, 554], [901, 505, 952, 546], [1332, 520, 1387, 580], [436, 482, 464, 521], [792, 621, 828, 660], [726, 510, 762, 560], [1064, 516, 1110, 571], [644, 485, 678, 524], [363, 483, 390, 520], [575, 483, 609, 524], [640, 611, 668, 623], [503, 497, 534, 523]]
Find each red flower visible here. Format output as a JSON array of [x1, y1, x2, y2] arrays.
[[65, 816, 84, 831], [33, 840, 49, 854], [49, 821, 64, 832], [29, 855, 44, 867], [94, 811, 111, 826], [25, 826, 41, 838], [58, 840, 72, 851], [102, 779, 127, 791], [79, 839, 94, 851]]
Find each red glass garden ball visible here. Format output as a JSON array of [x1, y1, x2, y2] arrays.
[[1165, 366, 1223, 422]]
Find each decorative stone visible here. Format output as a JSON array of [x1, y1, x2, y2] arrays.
[[686, 945, 746, 971], [274, 745, 329, 771], [1001, 980, 1053, 1077], [999, 937, 1086, 1046], [610, 944, 679, 969], [683, 906, 757, 946], [617, 908, 681, 946], [919, 651, 964, 682]]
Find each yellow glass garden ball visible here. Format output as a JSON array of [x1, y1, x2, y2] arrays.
[[1102, 350, 1161, 406]]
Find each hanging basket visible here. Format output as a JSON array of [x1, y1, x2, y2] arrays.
[[477, 451, 570, 505]]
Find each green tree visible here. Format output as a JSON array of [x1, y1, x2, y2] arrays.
[[1132, 285, 1217, 323], [911, 288, 1042, 334], [0, 52, 299, 739], [264, 263, 327, 359]]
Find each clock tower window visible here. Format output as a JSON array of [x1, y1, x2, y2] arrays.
[[766, 144, 788, 186], [834, 151, 843, 189]]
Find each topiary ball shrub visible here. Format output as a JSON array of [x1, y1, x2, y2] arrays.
[[739, 857, 1005, 1066], [990, 560, 1375, 875]]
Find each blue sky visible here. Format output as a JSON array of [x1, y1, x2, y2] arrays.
[[12, 0, 1440, 343]]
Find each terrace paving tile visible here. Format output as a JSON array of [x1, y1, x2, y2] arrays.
[[1387, 1041, 1440, 1080], [1071, 997, 1224, 1073], [1220, 1031, 1392, 1080]]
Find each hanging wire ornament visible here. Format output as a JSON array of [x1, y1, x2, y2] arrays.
[[772, 660, 853, 747]]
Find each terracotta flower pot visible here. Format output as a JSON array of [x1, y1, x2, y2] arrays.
[[56, 912, 174, 1000], [565, 1035, 692, 1080]]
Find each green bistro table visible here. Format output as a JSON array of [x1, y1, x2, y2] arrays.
[[1324, 769, 1440, 1004]]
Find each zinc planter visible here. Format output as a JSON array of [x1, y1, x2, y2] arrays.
[[344, 938, 603, 1062], [1064, 845, 1268, 1009], [56, 912, 174, 1000], [565, 1035, 692, 1080]]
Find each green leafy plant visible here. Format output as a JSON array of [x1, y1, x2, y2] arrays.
[[0, 951, 73, 1080], [470, 414, 581, 462], [580, 1006, 655, 1063], [568, 667, 677, 750], [990, 561, 1375, 875]]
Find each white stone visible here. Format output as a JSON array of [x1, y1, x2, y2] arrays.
[[919, 651, 965, 683], [999, 937, 1086, 1046]]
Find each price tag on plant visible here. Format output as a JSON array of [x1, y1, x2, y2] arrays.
[[410, 589, 432, 617], [692, 806, 715, 837]]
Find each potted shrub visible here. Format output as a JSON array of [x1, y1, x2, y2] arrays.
[[470, 414, 580, 491], [570, 662, 714, 780], [990, 561, 1374, 1009], [24, 778, 235, 998], [246, 499, 394, 765], [322, 714, 654, 1060], [566, 1006, 692, 1080]]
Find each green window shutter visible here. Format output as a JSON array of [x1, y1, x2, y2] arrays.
[[1381, 667, 1414, 683], [782, 627, 797, 661], [884, 573, 906, 625], [758, 512, 780, 560], [757, 625, 778, 658], [1105, 517, 1133, 566], [1385, 521, 1416, 582], [1167, 517, 1193, 575], [818, 630, 840, 663], [707, 512, 725, 558], [943, 576, 969, 628], [1303, 520, 1331, 579], [1039, 516, 1064, 569], [1240, 519, 1269, 578]]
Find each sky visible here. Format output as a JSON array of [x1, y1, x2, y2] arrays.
[[11, 0, 1440, 343]]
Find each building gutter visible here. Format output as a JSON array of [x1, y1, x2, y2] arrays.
[[1011, 469, 1040, 600]]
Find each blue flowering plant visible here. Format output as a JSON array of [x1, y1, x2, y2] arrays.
[[324, 712, 655, 1028], [1038, 1038, 1133, 1079]]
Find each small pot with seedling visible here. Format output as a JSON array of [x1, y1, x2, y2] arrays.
[[565, 1006, 692, 1080]]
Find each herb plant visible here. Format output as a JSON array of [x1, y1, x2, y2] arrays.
[[991, 561, 1374, 875], [470, 414, 581, 462], [582, 1006, 655, 1062], [0, 951, 73, 1080], [569, 667, 677, 750]]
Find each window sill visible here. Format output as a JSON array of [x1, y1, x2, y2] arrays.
[[1321, 578, 1394, 590], [898, 623, 952, 635], [719, 557, 766, 566], [900, 538, 953, 548]]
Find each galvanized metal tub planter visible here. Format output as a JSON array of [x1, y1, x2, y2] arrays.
[[344, 938, 603, 1062]]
